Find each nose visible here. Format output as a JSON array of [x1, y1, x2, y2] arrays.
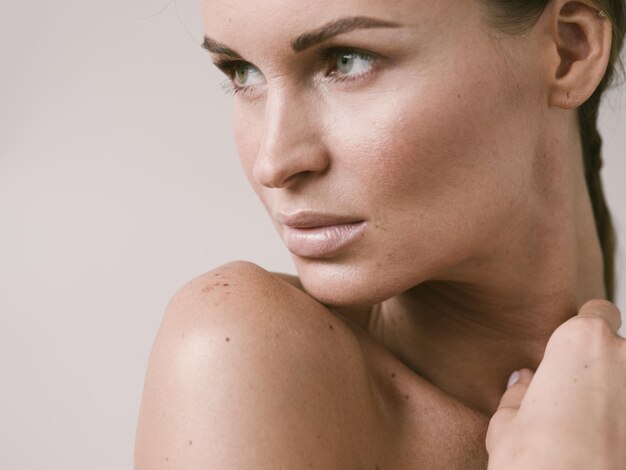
[[252, 90, 330, 189]]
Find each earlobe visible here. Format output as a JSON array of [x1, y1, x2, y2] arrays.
[[547, 0, 612, 109]]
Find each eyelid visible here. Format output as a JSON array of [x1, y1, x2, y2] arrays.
[[316, 45, 377, 64], [212, 44, 379, 75], [213, 59, 265, 98], [213, 58, 261, 76], [212, 45, 381, 97], [313, 46, 380, 90]]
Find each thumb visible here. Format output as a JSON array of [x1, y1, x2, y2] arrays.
[[486, 368, 535, 454]]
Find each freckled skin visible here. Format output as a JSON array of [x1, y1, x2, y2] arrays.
[[134, 0, 612, 468], [199, 0, 608, 414], [211, 0, 544, 308]]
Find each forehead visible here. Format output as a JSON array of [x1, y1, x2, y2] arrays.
[[201, 0, 477, 55]]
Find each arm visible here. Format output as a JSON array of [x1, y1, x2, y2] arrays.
[[134, 261, 384, 469]]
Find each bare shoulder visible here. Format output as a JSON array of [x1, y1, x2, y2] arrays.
[[158, 261, 350, 340], [134, 261, 392, 469], [268, 269, 306, 291]]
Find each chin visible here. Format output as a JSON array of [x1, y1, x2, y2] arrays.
[[293, 258, 403, 309]]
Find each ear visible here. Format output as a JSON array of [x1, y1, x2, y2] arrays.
[[546, 0, 612, 109]]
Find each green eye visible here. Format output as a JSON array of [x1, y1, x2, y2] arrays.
[[234, 67, 249, 85], [333, 51, 375, 76], [337, 54, 354, 74], [232, 64, 265, 88]]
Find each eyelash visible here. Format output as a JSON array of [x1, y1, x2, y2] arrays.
[[214, 47, 377, 97]]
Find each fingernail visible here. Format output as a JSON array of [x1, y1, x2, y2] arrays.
[[507, 371, 520, 388]]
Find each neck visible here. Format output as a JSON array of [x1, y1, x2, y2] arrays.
[[367, 118, 606, 417]]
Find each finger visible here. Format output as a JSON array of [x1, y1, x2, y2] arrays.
[[486, 368, 535, 453], [497, 368, 535, 410], [577, 299, 622, 334]]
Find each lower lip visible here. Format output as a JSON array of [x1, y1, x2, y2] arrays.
[[282, 221, 367, 258]]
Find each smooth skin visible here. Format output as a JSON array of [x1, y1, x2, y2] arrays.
[[135, 261, 491, 468], [135, 0, 625, 468]]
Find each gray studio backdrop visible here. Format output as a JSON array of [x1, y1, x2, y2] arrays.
[[1, 1, 625, 469]]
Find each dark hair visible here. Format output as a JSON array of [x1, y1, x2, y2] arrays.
[[480, 0, 625, 301]]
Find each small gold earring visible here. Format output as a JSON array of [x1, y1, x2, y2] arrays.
[[596, 9, 607, 19]]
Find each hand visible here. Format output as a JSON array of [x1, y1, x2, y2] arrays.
[[486, 299, 626, 470]]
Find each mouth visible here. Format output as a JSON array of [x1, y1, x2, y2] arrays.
[[277, 211, 365, 229], [278, 212, 367, 258]]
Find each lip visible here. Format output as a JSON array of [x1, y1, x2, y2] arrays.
[[278, 212, 367, 258], [277, 211, 364, 229]]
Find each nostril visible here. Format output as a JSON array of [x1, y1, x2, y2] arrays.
[[254, 166, 307, 189], [253, 147, 331, 189], [252, 159, 291, 188]]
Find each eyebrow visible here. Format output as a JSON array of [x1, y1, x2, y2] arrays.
[[202, 37, 243, 59], [291, 16, 401, 52], [202, 15, 402, 58]]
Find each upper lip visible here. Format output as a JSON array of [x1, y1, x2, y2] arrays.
[[277, 211, 364, 228]]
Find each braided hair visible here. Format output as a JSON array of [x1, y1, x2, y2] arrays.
[[480, 0, 625, 301]]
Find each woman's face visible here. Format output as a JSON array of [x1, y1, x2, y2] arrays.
[[202, 0, 546, 307]]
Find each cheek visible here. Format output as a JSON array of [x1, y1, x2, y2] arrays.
[[233, 105, 264, 191], [323, 63, 531, 267], [346, 67, 528, 198]]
